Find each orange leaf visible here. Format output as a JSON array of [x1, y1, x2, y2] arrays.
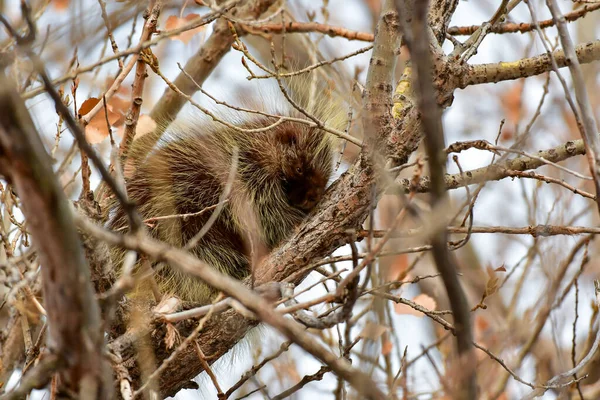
[[484, 266, 500, 297], [386, 253, 408, 282], [382, 339, 393, 356], [52, 0, 69, 10], [79, 99, 121, 144], [500, 80, 524, 127], [165, 14, 206, 44], [78, 97, 101, 117], [107, 95, 131, 117]]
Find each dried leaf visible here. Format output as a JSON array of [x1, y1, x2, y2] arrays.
[[484, 266, 500, 297], [386, 253, 408, 282], [78, 97, 101, 117], [164, 323, 178, 349], [359, 321, 389, 340], [79, 96, 132, 143], [382, 339, 393, 356], [85, 106, 121, 144], [499, 80, 524, 140], [107, 95, 132, 116], [165, 14, 206, 44], [52, 0, 69, 10]]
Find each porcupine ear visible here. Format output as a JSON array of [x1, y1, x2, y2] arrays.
[[274, 127, 299, 146]]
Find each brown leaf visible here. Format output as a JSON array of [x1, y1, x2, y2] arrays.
[[386, 253, 408, 282], [500, 80, 524, 128], [52, 0, 69, 10], [78, 97, 101, 117], [165, 14, 206, 44], [382, 339, 393, 356], [107, 95, 132, 117], [85, 106, 121, 144], [495, 265, 507, 272], [484, 266, 500, 297], [79, 96, 133, 143], [359, 321, 389, 340]]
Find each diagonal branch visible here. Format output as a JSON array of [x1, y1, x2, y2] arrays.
[[0, 74, 110, 398], [408, 0, 476, 398], [546, 0, 600, 215]]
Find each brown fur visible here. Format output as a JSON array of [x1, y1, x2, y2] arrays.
[[108, 114, 340, 303]]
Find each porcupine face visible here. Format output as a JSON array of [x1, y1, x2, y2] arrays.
[[276, 125, 333, 212]]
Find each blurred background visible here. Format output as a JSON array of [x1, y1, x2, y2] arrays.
[[1, 0, 600, 398]]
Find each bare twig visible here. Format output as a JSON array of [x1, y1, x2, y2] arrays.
[[447, 3, 600, 35], [546, 0, 600, 215]]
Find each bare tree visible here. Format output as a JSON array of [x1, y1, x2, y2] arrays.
[[1, 0, 600, 399]]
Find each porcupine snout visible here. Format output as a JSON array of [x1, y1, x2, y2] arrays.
[[301, 186, 325, 211]]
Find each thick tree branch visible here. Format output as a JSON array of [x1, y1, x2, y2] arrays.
[[0, 76, 110, 397], [460, 40, 600, 87]]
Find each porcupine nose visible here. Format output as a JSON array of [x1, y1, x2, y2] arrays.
[[304, 187, 324, 209]]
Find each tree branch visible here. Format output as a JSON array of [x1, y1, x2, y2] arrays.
[[447, 3, 600, 36], [74, 213, 388, 400], [408, 0, 476, 398], [391, 138, 587, 193], [460, 40, 600, 87], [546, 0, 600, 215], [0, 74, 110, 397]]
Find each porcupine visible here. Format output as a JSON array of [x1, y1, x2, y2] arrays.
[[107, 86, 346, 304]]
